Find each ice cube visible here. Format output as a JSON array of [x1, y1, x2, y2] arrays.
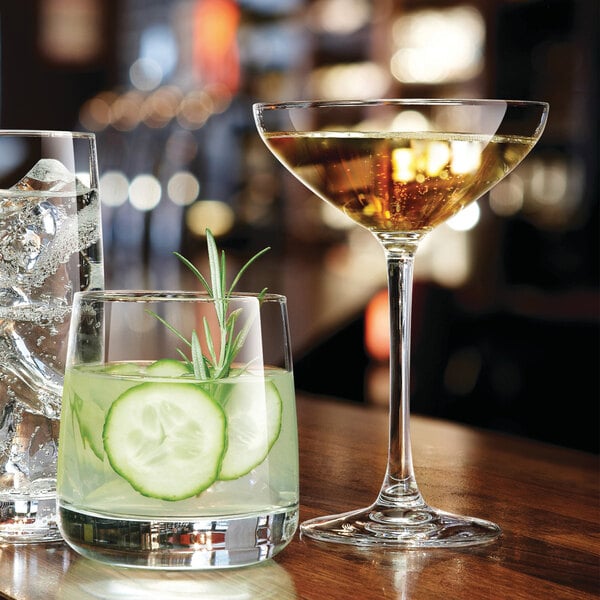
[[0, 199, 62, 282], [0, 286, 29, 308], [0, 159, 99, 425], [0, 320, 63, 419], [75, 175, 91, 197], [11, 158, 75, 193]]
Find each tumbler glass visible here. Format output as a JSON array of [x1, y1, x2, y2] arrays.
[[57, 291, 299, 568], [0, 131, 103, 543]]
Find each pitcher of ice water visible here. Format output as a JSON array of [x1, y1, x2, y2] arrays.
[[0, 131, 103, 542]]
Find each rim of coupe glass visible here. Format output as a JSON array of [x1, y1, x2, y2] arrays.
[[75, 290, 286, 302], [253, 98, 549, 110], [0, 129, 95, 139]]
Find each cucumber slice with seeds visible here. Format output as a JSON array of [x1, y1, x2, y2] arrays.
[[103, 383, 226, 501], [218, 380, 282, 481]]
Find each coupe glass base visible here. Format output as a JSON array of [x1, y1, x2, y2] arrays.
[[301, 503, 501, 548]]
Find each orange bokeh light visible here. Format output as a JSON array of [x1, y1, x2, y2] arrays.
[[193, 0, 240, 95], [364, 289, 390, 362]]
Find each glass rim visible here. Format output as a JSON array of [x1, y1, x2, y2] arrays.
[[253, 98, 550, 111], [0, 129, 95, 139], [74, 290, 287, 303]]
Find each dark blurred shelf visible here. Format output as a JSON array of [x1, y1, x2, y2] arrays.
[[294, 278, 599, 454]]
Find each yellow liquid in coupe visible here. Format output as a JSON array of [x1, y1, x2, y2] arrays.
[[263, 131, 536, 232]]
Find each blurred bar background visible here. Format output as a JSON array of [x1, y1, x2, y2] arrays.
[[1, 0, 597, 451]]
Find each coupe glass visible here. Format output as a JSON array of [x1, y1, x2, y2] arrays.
[[254, 99, 549, 547]]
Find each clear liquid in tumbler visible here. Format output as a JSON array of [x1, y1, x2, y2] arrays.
[[0, 157, 103, 543]]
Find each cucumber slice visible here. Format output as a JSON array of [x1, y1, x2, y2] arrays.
[[145, 359, 191, 377], [59, 391, 104, 497], [105, 362, 144, 376], [218, 380, 283, 481], [103, 383, 226, 501], [71, 392, 105, 460]]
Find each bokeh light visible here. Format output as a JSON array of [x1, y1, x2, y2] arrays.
[[167, 172, 200, 206], [446, 201, 481, 232], [489, 175, 525, 216], [129, 174, 162, 211], [79, 92, 117, 131], [129, 57, 163, 92], [99, 171, 130, 207], [185, 200, 235, 237], [38, 0, 103, 64], [310, 62, 390, 100], [391, 111, 430, 132], [391, 6, 485, 85], [177, 91, 214, 130], [450, 141, 482, 175], [111, 91, 144, 131], [307, 0, 371, 35], [141, 86, 183, 128]]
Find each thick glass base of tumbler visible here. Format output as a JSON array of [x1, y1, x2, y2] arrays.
[[300, 503, 501, 548], [58, 504, 298, 569], [0, 495, 61, 543]]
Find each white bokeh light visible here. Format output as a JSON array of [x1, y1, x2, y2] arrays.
[[446, 201, 480, 231], [129, 174, 161, 211], [391, 6, 485, 85], [99, 171, 130, 206], [129, 58, 163, 92], [311, 62, 390, 100], [167, 171, 200, 206]]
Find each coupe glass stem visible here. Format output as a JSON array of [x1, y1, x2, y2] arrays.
[[300, 228, 502, 544], [376, 233, 421, 507]]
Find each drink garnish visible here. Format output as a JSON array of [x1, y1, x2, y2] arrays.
[[103, 382, 227, 500], [148, 228, 270, 380], [89, 230, 282, 500], [218, 379, 282, 480]]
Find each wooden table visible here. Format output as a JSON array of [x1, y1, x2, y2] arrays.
[[1, 394, 598, 599]]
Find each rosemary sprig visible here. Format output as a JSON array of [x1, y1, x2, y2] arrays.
[[150, 229, 270, 381]]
